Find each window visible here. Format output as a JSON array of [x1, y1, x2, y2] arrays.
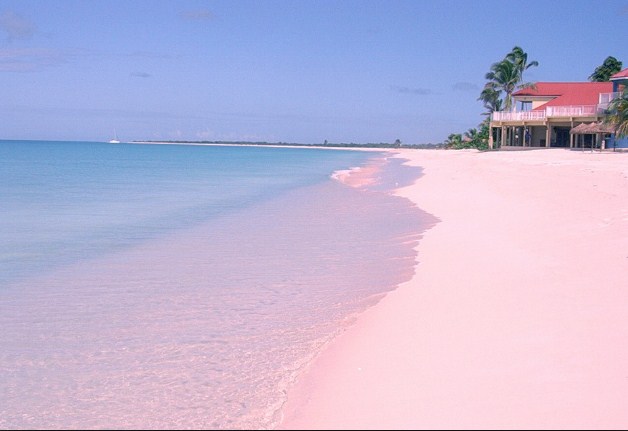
[[520, 101, 532, 112]]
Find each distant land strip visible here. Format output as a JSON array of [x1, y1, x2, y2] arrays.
[[132, 140, 445, 149]]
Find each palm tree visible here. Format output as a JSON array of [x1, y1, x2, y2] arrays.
[[506, 46, 539, 84], [484, 60, 520, 111], [483, 46, 538, 112], [444, 133, 462, 148], [605, 87, 628, 137], [478, 85, 503, 117], [464, 128, 478, 141], [589, 56, 623, 82]]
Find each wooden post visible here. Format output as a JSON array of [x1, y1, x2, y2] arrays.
[[570, 119, 574, 148], [489, 125, 494, 150]]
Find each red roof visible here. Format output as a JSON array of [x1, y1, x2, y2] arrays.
[[513, 82, 613, 110], [610, 67, 628, 79]]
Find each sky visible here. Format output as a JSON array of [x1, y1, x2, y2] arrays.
[[0, 0, 627, 144]]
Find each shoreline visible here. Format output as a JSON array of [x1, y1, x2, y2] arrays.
[[279, 148, 628, 429], [0, 143, 424, 429]]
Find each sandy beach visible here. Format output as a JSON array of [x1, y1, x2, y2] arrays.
[[279, 148, 628, 429]]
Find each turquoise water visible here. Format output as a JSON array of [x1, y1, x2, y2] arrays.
[[0, 140, 428, 429], [1, 141, 377, 286]]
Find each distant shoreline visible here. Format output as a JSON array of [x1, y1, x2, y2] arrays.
[[130, 140, 444, 150]]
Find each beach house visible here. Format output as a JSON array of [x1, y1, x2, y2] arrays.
[[489, 68, 628, 150]]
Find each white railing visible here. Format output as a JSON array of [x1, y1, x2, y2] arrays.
[[492, 111, 546, 121], [546, 105, 601, 117], [492, 104, 607, 121]]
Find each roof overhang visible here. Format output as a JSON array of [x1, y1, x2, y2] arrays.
[[610, 68, 628, 81], [513, 95, 555, 103]]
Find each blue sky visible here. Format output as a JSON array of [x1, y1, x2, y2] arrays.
[[1, 0, 626, 144]]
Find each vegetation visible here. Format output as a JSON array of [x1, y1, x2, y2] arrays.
[[604, 87, 628, 137], [589, 56, 622, 82], [482, 46, 538, 112], [148, 51, 626, 151], [443, 121, 489, 150], [441, 50, 628, 150], [478, 86, 502, 118], [442, 46, 537, 150]]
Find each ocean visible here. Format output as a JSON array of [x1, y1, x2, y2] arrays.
[[0, 140, 427, 429]]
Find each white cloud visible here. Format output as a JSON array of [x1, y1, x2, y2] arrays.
[[180, 9, 214, 21], [195, 129, 216, 140], [131, 71, 151, 78], [0, 47, 65, 71], [0, 11, 36, 42], [391, 85, 432, 95], [128, 51, 174, 59]]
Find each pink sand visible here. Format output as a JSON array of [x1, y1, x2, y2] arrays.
[[279, 148, 628, 429], [332, 157, 388, 189]]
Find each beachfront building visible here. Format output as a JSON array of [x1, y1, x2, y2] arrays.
[[489, 68, 628, 150]]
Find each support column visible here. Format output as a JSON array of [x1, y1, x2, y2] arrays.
[[570, 119, 574, 148], [489, 126, 494, 150], [594, 133, 598, 151], [545, 124, 551, 148]]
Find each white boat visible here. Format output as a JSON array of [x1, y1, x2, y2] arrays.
[[109, 130, 121, 144]]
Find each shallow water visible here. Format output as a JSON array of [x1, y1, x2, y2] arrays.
[[0, 141, 429, 429]]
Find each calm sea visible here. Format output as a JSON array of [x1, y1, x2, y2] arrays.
[[0, 140, 428, 429]]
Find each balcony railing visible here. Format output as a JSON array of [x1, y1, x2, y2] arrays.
[[546, 105, 602, 117], [492, 111, 546, 121], [492, 104, 607, 122]]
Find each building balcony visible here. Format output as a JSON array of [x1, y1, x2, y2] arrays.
[[492, 104, 608, 122], [492, 111, 546, 121], [545, 105, 603, 117]]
